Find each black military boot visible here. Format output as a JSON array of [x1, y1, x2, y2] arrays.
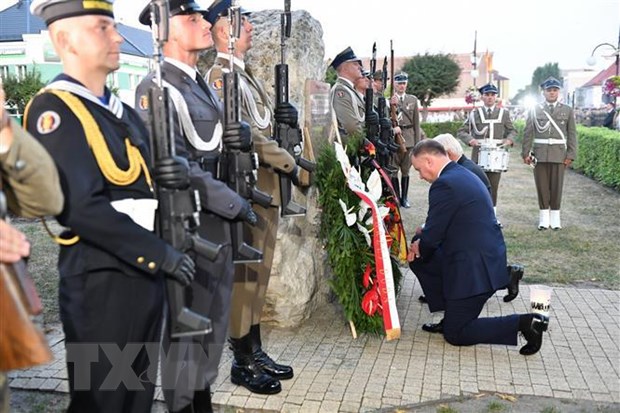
[[229, 334, 281, 394], [250, 324, 294, 380], [192, 384, 213, 413], [400, 176, 411, 208], [391, 177, 401, 201]]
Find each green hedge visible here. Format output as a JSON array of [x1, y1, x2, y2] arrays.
[[572, 126, 620, 190]]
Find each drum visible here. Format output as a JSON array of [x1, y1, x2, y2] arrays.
[[478, 146, 509, 172]]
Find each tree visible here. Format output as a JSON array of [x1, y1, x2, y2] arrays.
[[400, 53, 461, 108], [511, 62, 562, 105], [531, 63, 561, 89], [324, 66, 337, 86], [2, 67, 45, 115]]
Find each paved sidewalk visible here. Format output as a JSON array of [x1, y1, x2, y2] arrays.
[[9, 267, 620, 412]]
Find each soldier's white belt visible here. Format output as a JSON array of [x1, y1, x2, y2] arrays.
[[111, 198, 159, 232], [534, 138, 566, 145]]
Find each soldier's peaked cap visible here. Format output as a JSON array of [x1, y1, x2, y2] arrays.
[[139, 0, 208, 26], [330, 47, 361, 69], [30, 0, 114, 26], [394, 72, 408, 82], [540, 77, 562, 90], [373, 70, 386, 81], [478, 83, 498, 95], [204, 0, 251, 26]]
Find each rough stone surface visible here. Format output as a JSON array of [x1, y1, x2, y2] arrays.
[[199, 9, 330, 327]]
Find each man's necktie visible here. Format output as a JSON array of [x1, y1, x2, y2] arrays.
[[195, 72, 210, 93], [195, 72, 217, 107], [486, 108, 492, 118], [547, 104, 554, 114]]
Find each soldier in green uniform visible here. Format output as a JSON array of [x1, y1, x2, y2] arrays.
[[205, 0, 303, 395], [457, 83, 516, 223], [329, 47, 379, 143], [389, 72, 421, 208], [522, 77, 577, 230]]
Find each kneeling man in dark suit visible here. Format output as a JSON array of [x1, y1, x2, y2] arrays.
[[408, 139, 546, 355]]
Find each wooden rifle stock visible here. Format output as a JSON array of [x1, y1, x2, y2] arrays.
[[0, 262, 52, 371]]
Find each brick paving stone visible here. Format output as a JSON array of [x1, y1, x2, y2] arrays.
[[39, 378, 60, 391], [318, 400, 340, 412]]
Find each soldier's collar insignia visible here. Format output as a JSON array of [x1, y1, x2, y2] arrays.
[[138, 95, 149, 111], [211, 79, 223, 91], [36, 111, 61, 134], [336, 90, 345, 98]]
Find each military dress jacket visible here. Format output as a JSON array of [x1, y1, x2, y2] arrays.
[[395, 93, 421, 147], [330, 77, 365, 139], [522, 102, 577, 164], [1, 119, 64, 217], [135, 61, 245, 245], [25, 76, 170, 278], [207, 54, 296, 207], [457, 106, 516, 145]]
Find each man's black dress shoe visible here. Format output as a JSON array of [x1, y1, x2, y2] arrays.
[[418, 295, 427, 303], [519, 313, 548, 355], [422, 319, 443, 334], [504, 264, 524, 303]]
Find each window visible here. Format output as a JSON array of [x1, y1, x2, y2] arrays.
[[16, 65, 27, 79]]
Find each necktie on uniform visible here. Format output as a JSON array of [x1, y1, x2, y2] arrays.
[[547, 104, 554, 114], [195, 71, 210, 94], [195, 71, 217, 107], [486, 108, 492, 117]]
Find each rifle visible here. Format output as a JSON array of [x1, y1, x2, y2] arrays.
[[222, 1, 273, 263], [365, 43, 393, 171], [145, 0, 221, 338], [274, 0, 315, 218], [0, 190, 52, 370], [390, 40, 407, 154], [377, 56, 400, 162]]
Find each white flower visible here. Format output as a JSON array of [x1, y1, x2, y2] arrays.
[[338, 199, 357, 227]]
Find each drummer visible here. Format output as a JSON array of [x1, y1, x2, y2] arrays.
[[457, 83, 517, 224]]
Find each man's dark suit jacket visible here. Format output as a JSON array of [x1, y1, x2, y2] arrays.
[[417, 161, 508, 301]]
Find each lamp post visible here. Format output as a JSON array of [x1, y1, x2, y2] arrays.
[[587, 26, 620, 106], [471, 30, 479, 86]]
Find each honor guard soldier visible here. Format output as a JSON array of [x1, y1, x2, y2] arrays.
[[522, 77, 577, 230], [26, 1, 195, 411], [135, 0, 257, 411], [457, 83, 516, 223], [206, 0, 303, 395], [389, 72, 421, 208], [329, 47, 379, 143]]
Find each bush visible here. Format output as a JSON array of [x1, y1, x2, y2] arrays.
[[572, 126, 620, 190], [2, 67, 45, 115]]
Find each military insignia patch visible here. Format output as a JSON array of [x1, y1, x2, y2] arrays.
[[36, 111, 61, 134], [336, 91, 345, 98], [212, 79, 223, 90], [138, 95, 149, 111]]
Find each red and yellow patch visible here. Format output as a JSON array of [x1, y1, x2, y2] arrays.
[[36, 111, 61, 134], [211, 79, 223, 91], [138, 95, 149, 111]]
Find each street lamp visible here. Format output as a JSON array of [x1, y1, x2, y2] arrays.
[[587, 27, 620, 107], [586, 27, 620, 76]]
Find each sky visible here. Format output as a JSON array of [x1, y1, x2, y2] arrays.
[[115, 0, 620, 93]]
